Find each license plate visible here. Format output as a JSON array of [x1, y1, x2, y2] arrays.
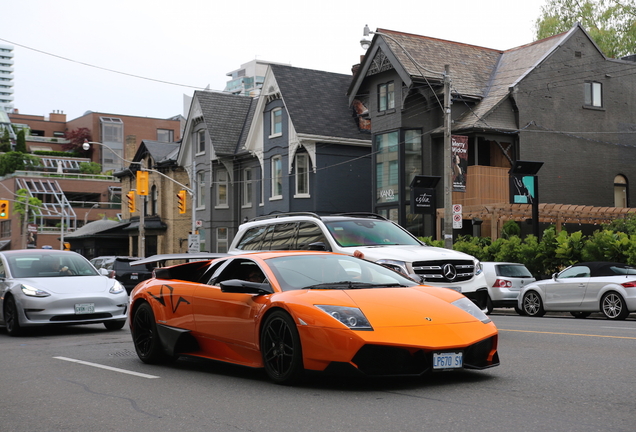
[[130, 274, 138, 280], [444, 287, 462, 293], [433, 352, 463, 369], [74, 303, 95, 314]]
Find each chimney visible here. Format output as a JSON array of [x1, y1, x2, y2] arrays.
[[49, 111, 66, 122]]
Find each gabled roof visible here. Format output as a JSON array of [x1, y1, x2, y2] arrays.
[[350, 24, 594, 132], [193, 90, 255, 156], [269, 64, 363, 140], [137, 140, 180, 164]]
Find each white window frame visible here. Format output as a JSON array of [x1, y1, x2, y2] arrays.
[[270, 108, 282, 137], [584, 81, 603, 108], [216, 227, 228, 253], [197, 130, 205, 154], [270, 156, 283, 200], [196, 170, 206, 209], [216, 168, 229, 208], [242, 168, 253, 207], [294, 153, 310, 198]]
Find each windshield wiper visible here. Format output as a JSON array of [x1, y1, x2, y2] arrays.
[[303, 281, 354, 290]]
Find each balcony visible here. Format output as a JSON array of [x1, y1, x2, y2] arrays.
[[452, 165, 509, 207]]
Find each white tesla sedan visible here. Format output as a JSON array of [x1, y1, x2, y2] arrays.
[[518, 262, 636, 320], [0, 249, 129, 336]]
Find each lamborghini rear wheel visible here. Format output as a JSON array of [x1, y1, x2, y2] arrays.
[[261, 310, 303, 385], [132, 302, 168, 363]]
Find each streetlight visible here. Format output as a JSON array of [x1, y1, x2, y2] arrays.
[[84, 203, 99, 224], [360, 26, 454, 249]]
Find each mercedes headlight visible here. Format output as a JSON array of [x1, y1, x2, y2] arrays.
[[376, 259, 409, 275], [474, 261, 483, 276], [21, 284, 50, 297], [316, 305, 373, 330], [452, 297, 491, 324]]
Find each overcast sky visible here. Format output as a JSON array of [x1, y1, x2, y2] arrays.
[[2, 0, 547, 121]]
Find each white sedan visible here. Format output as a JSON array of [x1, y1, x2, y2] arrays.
[[518, 262, 636, 320], [0, 249, 129, 336]]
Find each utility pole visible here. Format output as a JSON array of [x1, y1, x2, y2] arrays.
[[443, 64, 453, 250], [138, 161, 145, 258]]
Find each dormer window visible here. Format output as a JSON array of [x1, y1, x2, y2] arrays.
[[270, 108, 282, 137], [378, 82, 395, 112]]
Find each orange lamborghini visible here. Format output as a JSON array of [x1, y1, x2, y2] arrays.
[[129, 251, 499, 384]]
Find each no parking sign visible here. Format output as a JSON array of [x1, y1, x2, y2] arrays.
[[452, 204, 462, 229]]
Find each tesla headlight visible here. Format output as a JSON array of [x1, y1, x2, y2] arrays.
[[109, 280, 126, 295], [21, 284, 50, 297], [316, 305, 373, 330], [452, 297, 491, 324], [376, 259, 409, 275]]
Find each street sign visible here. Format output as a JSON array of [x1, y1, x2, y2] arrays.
[[188, 234, 200, 253], [453, 213, 463, 229], [453, 204, 462, 214]]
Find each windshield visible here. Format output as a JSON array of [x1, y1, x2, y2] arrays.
[[324, 219, 422, 247], [265, 254, 419, 291], [7, 253, 100, 278]]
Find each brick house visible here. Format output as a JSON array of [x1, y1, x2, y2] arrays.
[[115, 139, 191, 257]]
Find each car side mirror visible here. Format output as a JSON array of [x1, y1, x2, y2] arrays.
[[99, 268, 110, 276], [552, 272, 557, 280], [409, 273, 424, 284], [307, 242, 331, 251], [220, 279, 273, 295]]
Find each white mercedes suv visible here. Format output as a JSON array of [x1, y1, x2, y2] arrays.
[[228, 213, 488, 310]]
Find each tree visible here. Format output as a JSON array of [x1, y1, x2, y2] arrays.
[[15, 129, 27, 153], [64, 127, 92, 153], [13, 189, 43, 223], [535, 0, 636, 58], [0, 128, 11, 152], [0, 151, 41, 176]]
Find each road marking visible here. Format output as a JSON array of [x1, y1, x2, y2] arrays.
[[54, 356, 160, 379], [499, 329, 636, 340]]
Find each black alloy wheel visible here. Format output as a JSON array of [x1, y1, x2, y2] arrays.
[[523, 291, 546, 317], [260, 310, 303, 385], [132, 302, 169, 363], [601, 292, 629, 320], [4, 296, 22, 336]]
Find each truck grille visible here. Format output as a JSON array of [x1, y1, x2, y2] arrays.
[[412, 259, 475, 283]]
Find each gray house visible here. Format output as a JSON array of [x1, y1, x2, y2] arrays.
[[179, 65, 372, 252], [349, 23, 636, 239]]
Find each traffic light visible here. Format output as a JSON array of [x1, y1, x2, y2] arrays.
[[127, 191, 136, 213], [0, 200, 8, 219], [177, 190, 187, 214], [136, 171, 148, 196]]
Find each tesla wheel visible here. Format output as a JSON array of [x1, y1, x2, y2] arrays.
[[260, 310, 303, 385], [570, 312, 591, 319], [523, 291, 545, 317], [104, 320, 126, 330], [132, 302, 168, 363], [4, 295, 22, 336], [601, 292, 629, 320]]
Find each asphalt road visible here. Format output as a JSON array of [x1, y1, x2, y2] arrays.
[[0, 310, 634, 432]]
